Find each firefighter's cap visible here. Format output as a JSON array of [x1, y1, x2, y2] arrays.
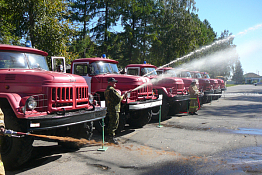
[[108, 77, 118, 83]]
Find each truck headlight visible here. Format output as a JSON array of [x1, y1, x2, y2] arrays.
[[26, 96, 37, 110], [89, 94, 94, 104]]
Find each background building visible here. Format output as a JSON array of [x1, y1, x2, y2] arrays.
[[244, 73, 262, 84]]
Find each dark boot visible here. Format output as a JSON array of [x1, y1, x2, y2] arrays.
[[106, 136, 119, 145], [193, 112, 198, 115]]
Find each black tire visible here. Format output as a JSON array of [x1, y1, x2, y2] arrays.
[[168, 101, 180, 116], [94, 115, 109, 135], [127, 109, 152, 128], [151, 106, 161, 120], [94, 114, 126, 135], [1, 108, 34, 170], [155, 98, 170, 121], [58, 123, 93, 149]]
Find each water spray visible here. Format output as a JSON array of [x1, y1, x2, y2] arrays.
[[128, 24, 262, 92], [128, 36, 235, 92]]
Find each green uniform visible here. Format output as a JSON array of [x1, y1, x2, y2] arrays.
[[104, 85, 123, 136], [189, 84, 199, 113]]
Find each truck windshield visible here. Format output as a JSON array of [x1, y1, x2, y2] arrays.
[[27, 53, 49, 71], [202, 74, 210, 78], [0, 52, 28, 69], [166, 70, 177, 77], [194, 73, 202, 78], [141, 67, 157, 76], [0, 52, 49, 71], [181, 71, 191, 78], [91, 61, 119, 75]]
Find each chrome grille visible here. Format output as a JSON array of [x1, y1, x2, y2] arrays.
[[76, 86, 89, 105], [51, 86, 89, 108], [128, 84, 153, 100]]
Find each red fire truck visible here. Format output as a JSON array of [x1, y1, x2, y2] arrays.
[[66, 57, 162, 132], [125, 64, 189, 118], [0, 44, 107, 169], [190, 71, 217, 103], [200, 72, 221, 99]]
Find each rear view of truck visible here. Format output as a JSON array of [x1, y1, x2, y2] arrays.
[[0, 44, 106, 169]]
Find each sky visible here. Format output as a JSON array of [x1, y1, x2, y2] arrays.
[[195, 0, 262, 75]]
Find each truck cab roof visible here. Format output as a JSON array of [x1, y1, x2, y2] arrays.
[[0, 44, 48, 56]]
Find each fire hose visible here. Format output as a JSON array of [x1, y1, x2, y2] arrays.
[[2, 129, 28, 138], [1, 129, 98, 145]]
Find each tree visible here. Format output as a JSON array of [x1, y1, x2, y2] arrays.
[[232, 59, 244, 84], [116, 0, 157, 66], [149, 0, 199, 67], [1, 0, 77, 67], [0, 0, 21, 44], [68, 0, 90, 39]]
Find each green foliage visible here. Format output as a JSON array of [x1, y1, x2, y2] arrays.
[[0, 0, 242, 77], [0, 0, 21, 44], [232, 59, 244, 84]]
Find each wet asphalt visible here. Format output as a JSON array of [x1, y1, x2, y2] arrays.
[[7, 85, 262, 175]]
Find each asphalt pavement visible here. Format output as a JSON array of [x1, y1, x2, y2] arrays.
[[6, 85, 262, 175]]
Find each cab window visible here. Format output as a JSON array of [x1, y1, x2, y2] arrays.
[[127, 68, 139, 75], [74, 64, 88, 76]]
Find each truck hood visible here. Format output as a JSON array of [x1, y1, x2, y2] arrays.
[[151, 77, 184, 87], [0, 69, 86, 84], [95, 74, 150, 85], [198, 78, 210, 84], [209, 79, 218, 84]]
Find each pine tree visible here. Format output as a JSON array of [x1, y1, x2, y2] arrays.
[[232, 59, 244, 84]]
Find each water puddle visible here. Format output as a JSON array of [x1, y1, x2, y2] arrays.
[[159, 123, 212, 131], [212, 146, 262, 173], [233, 128, 262, 135]]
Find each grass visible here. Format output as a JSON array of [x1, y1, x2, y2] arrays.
[[226, 84, 237, 87]]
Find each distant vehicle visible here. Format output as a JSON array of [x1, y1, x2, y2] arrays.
[[200, 72, 222, 100], [216, 76, 227, 91]]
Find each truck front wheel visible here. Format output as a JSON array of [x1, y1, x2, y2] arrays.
[[0, 108, 34, 170], [127, 109, 152, 128], [58, 122, 93, 149], [94, 113, 126, 135]]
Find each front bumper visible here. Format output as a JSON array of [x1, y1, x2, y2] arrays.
[[127, 98, 162, 110], [221, 88, 227, 91], [168, 94, 190, 103], [214, 88, 222, 94], [25, 107, 107, 131]]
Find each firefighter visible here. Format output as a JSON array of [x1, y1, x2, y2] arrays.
[[104, 78, 127, 144], [0, 109, 5, 175], [188, 79, 200, 115]]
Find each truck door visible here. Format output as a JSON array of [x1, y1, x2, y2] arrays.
[[51, 57, 66, 73], [72, 63, 92, 93]]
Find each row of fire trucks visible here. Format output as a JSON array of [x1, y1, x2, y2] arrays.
[[0, 44, 226, 169]]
